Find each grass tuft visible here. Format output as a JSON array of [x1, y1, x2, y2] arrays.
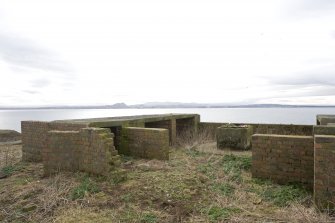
[[71, 175, 100, 200], [207, 206, 241, 222], [141, 213, 158, 223]]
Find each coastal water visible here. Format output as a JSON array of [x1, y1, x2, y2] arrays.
[[1, 107, 335, 132]]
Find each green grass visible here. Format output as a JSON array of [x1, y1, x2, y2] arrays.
[[1, 144, 329, 222], [207, 206, 241, 222], [141, 213, 158, 223], [216, 182, 235, 196], [71, 175, 100, 200], [1, 163, 22, 176], [221, 154, 251, 182], [250, 179, 309, 207]]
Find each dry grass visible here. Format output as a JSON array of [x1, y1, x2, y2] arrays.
[[0, 139, 334, 222], [0, 144, 22, 169]]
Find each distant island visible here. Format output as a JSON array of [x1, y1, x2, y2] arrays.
[[1, 102, 335, 110]]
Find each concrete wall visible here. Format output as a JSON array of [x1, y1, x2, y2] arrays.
[[21, 121, 49, 162], [313, 126, 335, 136], [44, 128, 120, 176], [316, 115, 335, 125], [199, 122, 313, 139], [252, 134, 314, 188], [145, 120, 176, 146], [314, 135, 335, 209], [120, 127, 169, 160], [21, 121, 87, 162]]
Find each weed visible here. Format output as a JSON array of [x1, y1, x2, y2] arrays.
[[207, 206, 241, 222], [141, 213, 157, 223], [121, 193, 132, 203], [197, 163, 215, 179], [1, 165, 21, 175], [216, 182, 235, 196], [221, 154, 251, 182], [222, 154, 251, 172], [71, 176, 100, 200], [261, 184, 308, 207]]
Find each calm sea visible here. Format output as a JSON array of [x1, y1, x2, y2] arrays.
[[1, 108, 335, 132]]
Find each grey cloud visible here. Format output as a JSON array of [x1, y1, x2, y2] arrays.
[[0, 33, 73, 73]]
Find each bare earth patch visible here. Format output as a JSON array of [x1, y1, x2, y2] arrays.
[[0, 142, 334, 222]]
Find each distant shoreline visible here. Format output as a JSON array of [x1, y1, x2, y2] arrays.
[[1, 104, 335, 110]]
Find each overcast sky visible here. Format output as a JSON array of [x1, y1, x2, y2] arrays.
[[0, 0, 335, 106]]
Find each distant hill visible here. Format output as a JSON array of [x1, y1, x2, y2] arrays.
[[0, 102, 335, 110]]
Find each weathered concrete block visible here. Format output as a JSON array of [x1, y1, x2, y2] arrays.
[[216, 124, 253, 150], [316, 115, 335, 125], [314, 135, 335, 210], [314, 126, 335, 136], [120, 127, 170, 160], [252, 134, 314, 188]]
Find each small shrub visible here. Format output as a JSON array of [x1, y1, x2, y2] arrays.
[[71, 176, 100, 200], [207, 206, 241, 221]]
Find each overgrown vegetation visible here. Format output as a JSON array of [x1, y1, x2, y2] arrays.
[[0, 142, 333, 222], [71, 175, 100, 200]]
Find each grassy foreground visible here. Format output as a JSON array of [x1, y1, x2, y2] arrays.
[[0, 142, 333, 222]]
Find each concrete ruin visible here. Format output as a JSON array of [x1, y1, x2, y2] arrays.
[[21, 113, 335, 210], [21, 114, 199, 176], [216, 124, 253, 150]]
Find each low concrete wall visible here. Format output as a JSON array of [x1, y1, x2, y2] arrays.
[[313, 126, 335, 136], [21, 121, 49, 162], [44, 128, 120, 176], [314, 135, 335, 209], [252, 134, 314, 188], [21, 121, 87, 162], [120, 127, 169, 160], [316, 115, 335, 125], [199, 122, 313, 139], [145, 119, 176, 146]]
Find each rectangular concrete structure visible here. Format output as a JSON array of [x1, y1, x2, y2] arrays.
[[43, 128, 121, 176], [216, 125, 253, 150], [120, 127, 170, 160], [22, 114, 200, 163], [314, 135, 335, 210], [313, 125, 335, 136], [317, 115, 335, 126], [199, 122, 313, 140], [252, 134, 314, 188]]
